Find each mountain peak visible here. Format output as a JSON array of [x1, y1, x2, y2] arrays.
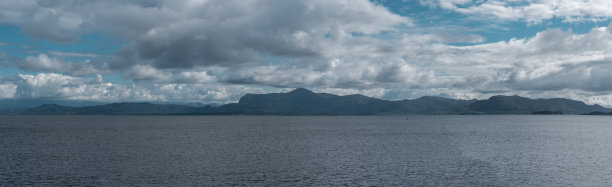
[[40, 104, 62, 107], [489, 95, 524, 99], [488, 95, 530, 101], [288, 88, 315, 94]]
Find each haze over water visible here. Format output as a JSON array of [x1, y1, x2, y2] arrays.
[[2, 115, 612, 186]]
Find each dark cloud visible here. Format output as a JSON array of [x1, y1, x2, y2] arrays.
[[112, 0, 409, 69], [0, 0, 409, 69]]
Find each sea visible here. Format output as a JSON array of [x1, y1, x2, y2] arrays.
[[1, 115, 611, 186]]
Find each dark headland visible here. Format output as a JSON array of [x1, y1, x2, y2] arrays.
[[10, 88, 612, 115]]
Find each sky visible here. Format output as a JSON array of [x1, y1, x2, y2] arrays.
[[1, 0, 612, 106]]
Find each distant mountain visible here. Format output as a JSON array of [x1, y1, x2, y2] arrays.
[[15, 88, 612, 115], [20, 102, 208, 115], [463, 95, 611, 114], [212, 88, 474, 115], [583, 111, 612, 115], [0, 99, 105, 114], [531, 111, 564, 115]]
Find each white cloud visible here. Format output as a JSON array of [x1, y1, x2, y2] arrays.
[[7, 73, 267, 104], [126, 65, 217, 83], [3, 70, 612, 107], [0, 83, 17, 99], [22, 54, 65, 73], [426, 0, 612, 24], [20, 53, 105, 76]]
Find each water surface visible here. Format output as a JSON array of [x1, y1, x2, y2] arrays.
[[1, 115, 611, 186]]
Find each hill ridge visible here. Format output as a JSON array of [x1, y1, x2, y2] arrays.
[[17, 88, 612, 115]]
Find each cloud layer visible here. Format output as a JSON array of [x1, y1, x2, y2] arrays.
[[4, 73, 264, 104], [1, 0, 612, 106], [424, 0, 612, 23]]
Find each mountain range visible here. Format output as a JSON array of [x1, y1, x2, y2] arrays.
[[15, 88, 612, 115]]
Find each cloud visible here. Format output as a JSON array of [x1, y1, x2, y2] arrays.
[[48, 51, 99, 58], [112, 0, 411, 69], [489, 26, 612, 91], [110, 21, 612, 98], [425, 0, 612, 24], [214, 21, 612, 102], [6, 72, 266, 103], [0, 0, 410, 67], [0, 0, 434, 90], [0, 0, 82, 42], [3, 68, 612, 107], [19, 53, 106, 76], [126, 65, 217, 83], [0, 82, 17, 99]]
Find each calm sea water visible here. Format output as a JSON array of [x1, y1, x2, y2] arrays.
[[1, 115, 612, 186]]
